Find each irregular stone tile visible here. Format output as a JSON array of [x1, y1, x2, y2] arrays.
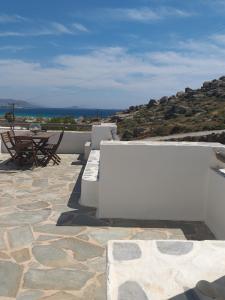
[[39, 291, 81, 300], [0, 261, 23, 297], [8, 225, 34, 248], [33, 224, 85, 236], [0, 251, 10, 259], [118, 281, 148, 300], [76, 233, 89, 241], [52, 238, 104, 261], [27, 261, 42, 269], [0, 229, 6, 250], [23, 268, 94, 290], [0, 209, 51, 226], [11, 248, 30, 263], [88, 257, 106, 273], [113, 242, 142, 261], [156, 241, 193, 255], [82, 282, 105, 300], [132, 229, 168, 240], [166, 228, 186, 239], [47, 197, 69, 204], [32, 179, 48, 188], [0, 194, 14, 207], [16, 289, 43, 300], [17, 201, 49, 210], [88, 228, 132, 246], [32, 245, 74, 267], [81, 273, 106, 300], [37, 235, 61, 241]]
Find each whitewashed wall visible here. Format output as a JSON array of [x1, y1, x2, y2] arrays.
[[98, 141, 224, 222], [0, 129, 91, 154], [205, 169, 225, 239]]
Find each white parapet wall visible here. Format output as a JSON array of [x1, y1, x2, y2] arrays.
[[0, 129, 91, 154], [91, 123, 117, 150], [205, 168, 225, 239], [98, 141, 225, 224]]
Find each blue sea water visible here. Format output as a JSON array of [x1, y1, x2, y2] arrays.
[[0, 107, 120, 118]]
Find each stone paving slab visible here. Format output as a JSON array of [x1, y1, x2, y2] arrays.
[[0, 154, 216, 299], [107, 240, 225, 300]]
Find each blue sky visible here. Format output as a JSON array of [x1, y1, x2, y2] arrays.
[[0, 0, 225, 108]]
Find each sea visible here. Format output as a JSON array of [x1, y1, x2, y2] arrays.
[[0, 107, 120, 119]]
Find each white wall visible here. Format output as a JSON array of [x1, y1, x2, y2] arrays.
[[0, 129, 91, 154], [98, 141, 224, 221], [80, 150, 100, 208], [91, 124, 117, 150], [56, 131, 91, 154], [205, 169, 225, 239]]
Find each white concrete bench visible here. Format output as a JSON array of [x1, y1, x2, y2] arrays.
[[79, 150, 100, 208]]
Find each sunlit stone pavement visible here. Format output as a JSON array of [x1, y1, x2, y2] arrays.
[[0, 154, 215, 299]]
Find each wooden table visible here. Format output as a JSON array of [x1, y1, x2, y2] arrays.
[[14, 132, 56, 166], [15, 131, 55, 140]]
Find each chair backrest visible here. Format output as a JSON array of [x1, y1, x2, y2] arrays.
[[1, 131, 15, 157], [8, 129, 15, 146], [54, 129, 64, 151]]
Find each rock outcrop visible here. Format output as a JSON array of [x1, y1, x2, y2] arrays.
[[113, 76, 225, 140]]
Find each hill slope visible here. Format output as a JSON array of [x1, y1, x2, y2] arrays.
[[113, 76, 225, 140], [0, 99, 38, 108]]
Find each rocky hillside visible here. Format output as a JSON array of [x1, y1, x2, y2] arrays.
[[112, 76, 225, 140]]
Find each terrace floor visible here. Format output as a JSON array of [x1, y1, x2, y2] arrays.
[[0, 154, 215, 300]]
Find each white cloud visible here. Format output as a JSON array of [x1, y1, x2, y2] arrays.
[[50, 22, 72, 34], [211, 34, 225, 44], [0, 30, 225, 107], [72, 23, 89, 32], [0, 45, 32, 52], [0, 31, 26, 37], [0, 14, 27, 23], [104, 6, 193, 22], [117, 8, 160, 21], [0, 21, 89, 37], [0, 41, 225, 104]]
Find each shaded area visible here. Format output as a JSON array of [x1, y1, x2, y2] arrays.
[[0, 155, 37, 172], [171, 276, 225, 299]]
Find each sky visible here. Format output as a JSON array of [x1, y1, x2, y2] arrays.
[[0, 0, 225, 108]]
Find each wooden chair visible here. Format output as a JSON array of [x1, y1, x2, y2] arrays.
[[41, 130, 64, 166], [15, 135, 38, 166], [1, 131, 37, 166], [1, 131, 17, 162]]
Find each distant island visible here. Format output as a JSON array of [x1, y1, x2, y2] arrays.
[[0, 99, 39, 109], [0, 99, 117, 111]]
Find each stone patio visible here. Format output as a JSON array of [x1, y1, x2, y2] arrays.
[[0, 154, 215, 300]]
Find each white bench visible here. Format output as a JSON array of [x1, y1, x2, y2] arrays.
[[79, 150, 100, 208]]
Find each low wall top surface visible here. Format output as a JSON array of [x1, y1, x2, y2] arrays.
[[101, 140, 225, 148]]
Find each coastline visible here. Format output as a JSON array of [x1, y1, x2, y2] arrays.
[[0, 107, 120, 119]]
